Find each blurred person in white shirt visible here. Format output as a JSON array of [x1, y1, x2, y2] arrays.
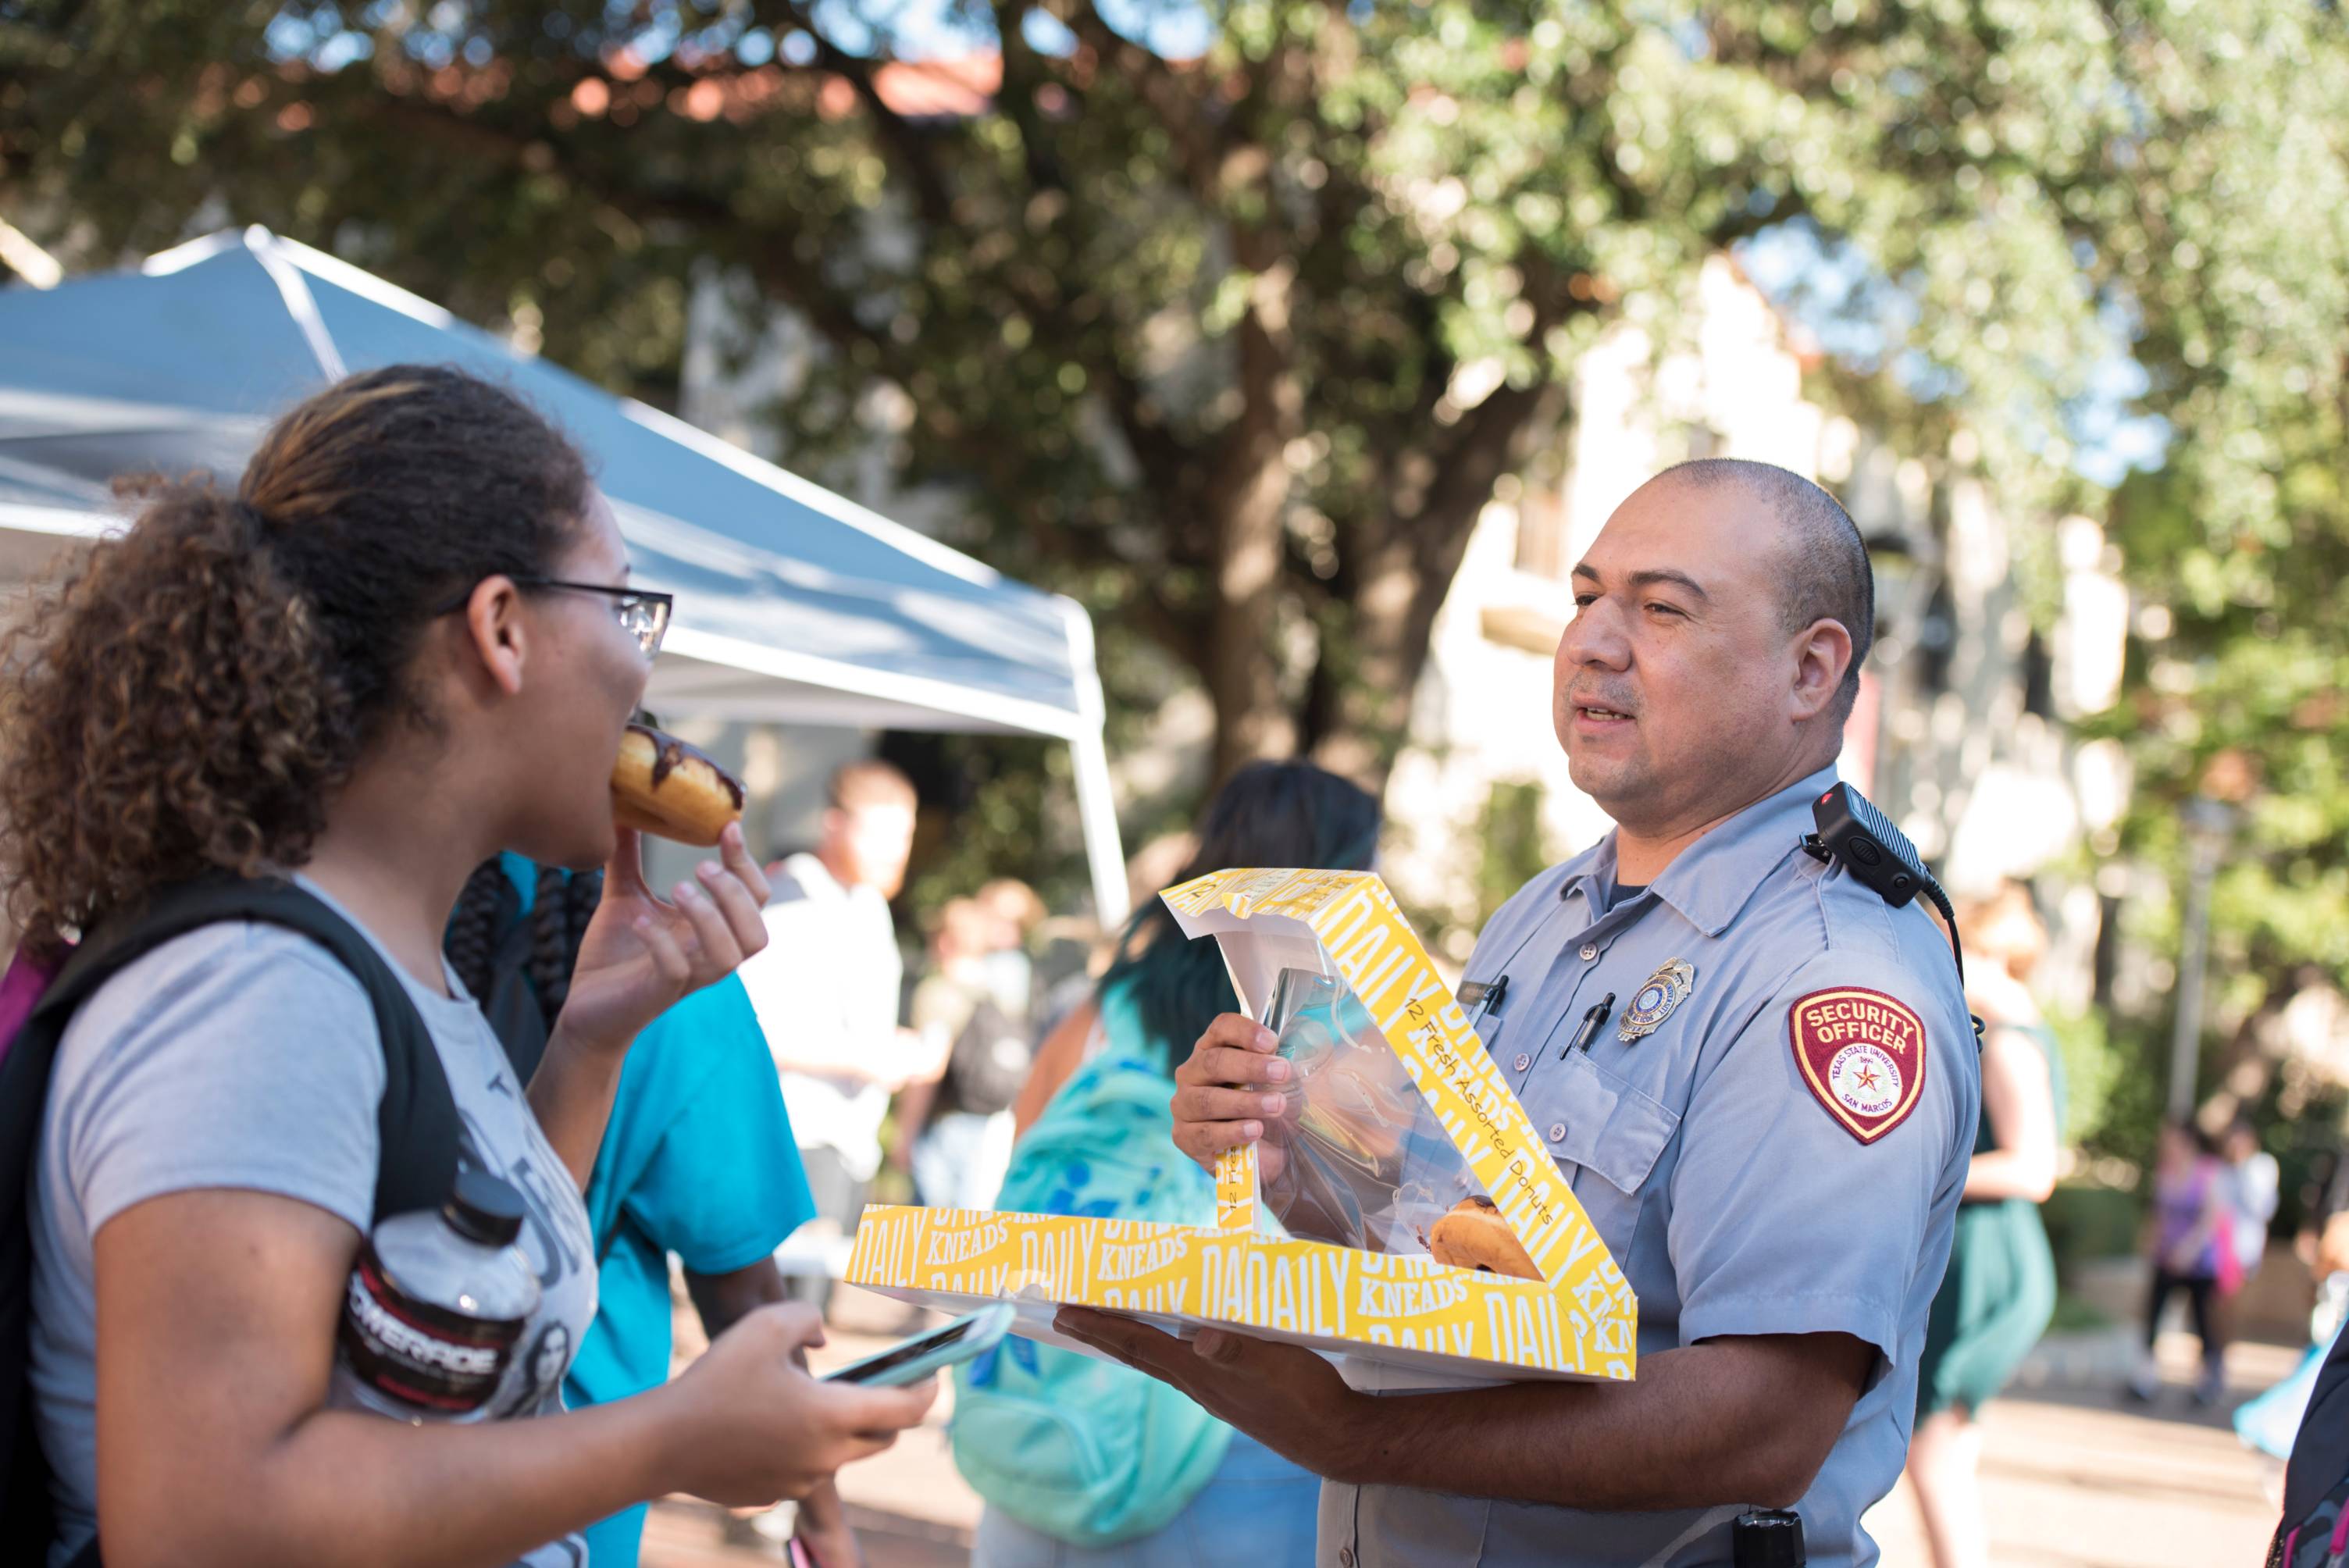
[[2228, 1118, 2282, 1286], [740, 759, 943, 1306]]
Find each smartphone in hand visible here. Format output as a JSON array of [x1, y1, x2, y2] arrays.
[[819, 1301, 1017, 1388]]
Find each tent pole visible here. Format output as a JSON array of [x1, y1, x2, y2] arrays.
[[1071, 727, 1129, 931], [1057, 595, 1128, 931]]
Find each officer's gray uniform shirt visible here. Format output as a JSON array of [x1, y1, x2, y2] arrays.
[[1319, 768, 1978, 1568]]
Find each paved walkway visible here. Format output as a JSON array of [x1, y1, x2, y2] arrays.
[[643, 1292, 2294, 1566], [1863, 1331, 2290, 1565]]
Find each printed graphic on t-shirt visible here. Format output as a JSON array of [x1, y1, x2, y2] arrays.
[[453, 1114, 591, 1421], [450, 1087, 594, 1568]]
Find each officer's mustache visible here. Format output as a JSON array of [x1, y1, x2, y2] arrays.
[[1567, 684, 1641, 718]]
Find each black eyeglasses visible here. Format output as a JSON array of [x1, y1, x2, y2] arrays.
[[432, 576, 673, 657]]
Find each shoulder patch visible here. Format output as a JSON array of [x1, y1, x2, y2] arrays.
[[1788, 986, 1927, 1144]]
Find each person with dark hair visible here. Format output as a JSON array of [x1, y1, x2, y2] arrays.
[[5, 366, 933, 1566], [1102, 461, 1980, 1567], [739, 756, 941, 1308], [961, 761, 1379, 1566], [1011, 764, 1381, 1132], [445, 855, 608, 1079]]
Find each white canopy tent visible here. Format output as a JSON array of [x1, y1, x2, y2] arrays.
[[0, 226, 1128, 923]]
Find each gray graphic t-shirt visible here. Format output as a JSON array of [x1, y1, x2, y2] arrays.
[[29, 877, 597, 1567]]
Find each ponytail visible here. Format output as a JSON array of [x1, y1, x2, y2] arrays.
[[0, 480, 340, 954], [528, 864, 603, 1021]]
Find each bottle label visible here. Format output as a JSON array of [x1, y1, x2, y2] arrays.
[[337, 1243, 526, 1416]]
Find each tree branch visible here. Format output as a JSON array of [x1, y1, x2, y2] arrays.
[[761, 0, 957, 227], [1051, 0, 1222, 202], [989, 0, 1071, 194], [1057, 521, 1210, 664], [1407, 251, 1584, 550]]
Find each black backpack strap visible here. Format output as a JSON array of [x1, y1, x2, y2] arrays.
[[27, 875, 462, 1221], [0, 875, 462, 1565]]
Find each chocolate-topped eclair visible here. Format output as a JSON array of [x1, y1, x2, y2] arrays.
[[610, 722, 745, 846]]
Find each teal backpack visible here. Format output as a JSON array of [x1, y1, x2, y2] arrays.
[[950, 983, 1234, 1546]]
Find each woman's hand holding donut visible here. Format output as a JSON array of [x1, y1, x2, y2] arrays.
[[555, 821, 772, 1062]]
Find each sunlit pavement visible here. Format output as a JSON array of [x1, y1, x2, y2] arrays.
[[646, 1295, 2291, 1566], [1866, 1331, 2291, 1566]]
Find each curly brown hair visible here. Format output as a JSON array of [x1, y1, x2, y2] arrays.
[[0, 365, 590, 956]]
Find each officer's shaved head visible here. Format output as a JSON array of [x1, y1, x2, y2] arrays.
[[1559, 458, 1874, 844], [1655, 459, 1873, 717]]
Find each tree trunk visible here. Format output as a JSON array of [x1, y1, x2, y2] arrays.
[[1305, 533, 1425, 786], [2199, 962, 2325, 1128], [1203, 458, 1293, 782], [1306, 379, 1570, 786], [1203, 262, 1304, 783]]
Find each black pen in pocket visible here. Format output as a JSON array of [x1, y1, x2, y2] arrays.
[[1560, 992, 1616, 1059]]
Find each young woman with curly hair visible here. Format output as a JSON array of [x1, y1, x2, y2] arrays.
[[3, 365, 934, 1568]]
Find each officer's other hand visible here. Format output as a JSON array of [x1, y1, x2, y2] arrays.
[[1171, 1013, 1292, 1174], [1055, 1307, 1366, 1478]]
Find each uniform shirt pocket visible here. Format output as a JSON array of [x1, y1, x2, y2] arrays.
[[1527, 1050, 1681, 1265]]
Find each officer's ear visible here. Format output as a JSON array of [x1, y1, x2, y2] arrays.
[[1788, 617, 1853, 720]]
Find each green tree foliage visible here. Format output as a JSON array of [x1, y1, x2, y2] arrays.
[[1723, 1, 2349, 1161], [2060, 3, 2349, 1149], [1474, 779, 1552, 933], [0, 0, 2230, 775], [2, 2, 2342, 1099]]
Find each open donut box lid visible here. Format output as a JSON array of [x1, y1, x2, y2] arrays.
[[847, 869, 1637, 1384]]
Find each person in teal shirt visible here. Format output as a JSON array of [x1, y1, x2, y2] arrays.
[[447, 854, 839, 1568]]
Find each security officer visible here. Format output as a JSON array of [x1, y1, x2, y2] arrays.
[[1058, 458, 1979, 1567]]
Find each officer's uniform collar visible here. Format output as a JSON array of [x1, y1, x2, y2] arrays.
[[1561, 764, 1840, 938]]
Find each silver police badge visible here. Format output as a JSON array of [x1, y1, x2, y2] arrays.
[[1619, 958, 1696, 1042]]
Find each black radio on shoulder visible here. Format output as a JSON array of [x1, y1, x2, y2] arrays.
[[1803, 782, 1930, 909], [1798, 782, 1969, 992]]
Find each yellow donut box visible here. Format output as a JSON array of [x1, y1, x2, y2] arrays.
[[847, 868, 1638, 1383]]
